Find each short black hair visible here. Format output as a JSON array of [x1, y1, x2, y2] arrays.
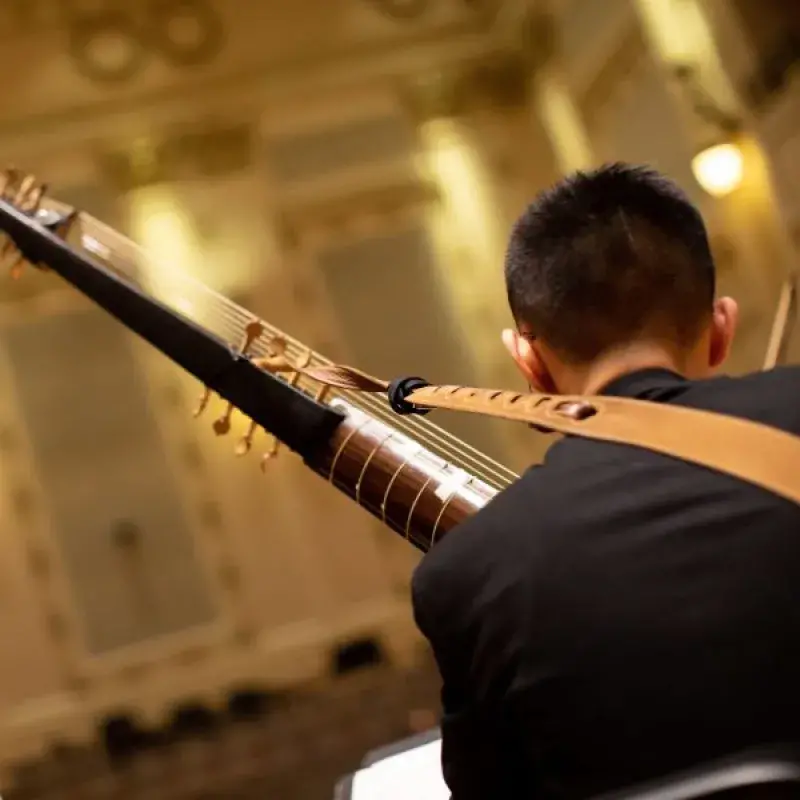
[[504, 163, 715, 363]]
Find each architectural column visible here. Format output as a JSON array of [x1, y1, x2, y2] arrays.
[[409, 55, 564, 471], [530, 64, 595, 174], [633, 0, 796, 368], [112, 122, 406, 681]]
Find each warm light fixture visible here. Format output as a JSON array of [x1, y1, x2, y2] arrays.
[[691, 141, 744, 197]]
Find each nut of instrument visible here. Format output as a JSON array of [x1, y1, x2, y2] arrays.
[[0, 168, 49, 278]]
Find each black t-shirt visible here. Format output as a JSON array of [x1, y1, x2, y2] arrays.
[[412, 366, 800, 799]]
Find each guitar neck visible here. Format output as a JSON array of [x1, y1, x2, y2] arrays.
[[0, 187, 506, 552], [305, 399, 497, 552]]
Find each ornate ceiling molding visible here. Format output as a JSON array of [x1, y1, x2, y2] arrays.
[[401, 51, 529, 121], [0, 21, 503, 158], [66, 0, 225, 84], [97, 122, 255, 191]]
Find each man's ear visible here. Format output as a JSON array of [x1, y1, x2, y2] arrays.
[[709, 296, 738, 368], [501, 329, 556, 393]]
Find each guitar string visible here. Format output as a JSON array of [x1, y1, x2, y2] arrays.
[[183, 294, 517, 488], [201, 299, 515, 490], [77, 215, 520, 489], [78, 216, 519, 489], [81, 228, 518, 490], [142, 274, 515, 489]]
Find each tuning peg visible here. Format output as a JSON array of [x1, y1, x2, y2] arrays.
[[212, 403, 234, 435], [0, 172, 48, 281], [193, 317, 269, 457], [243, 320, 265, 345], [269, 335, 287, 355], [190, 322, 335, 474], [193, 386, 212, 418], [194, 319, 265, 419], [259, 438, 281, 472], [14, 174, 37, 206], [8, 255, 26, 280], [235, 419, 258, 456], [0, 168, 22, 199], [0, 171, 42, 211], [12, 173, 36, 206], [19, 181, 46, 214]]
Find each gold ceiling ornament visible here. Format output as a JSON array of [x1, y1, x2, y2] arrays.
[[65, 0, 224, 85], [143, 0, 224, 68], [67, 8, 147, 85], [1, 169, 50, 278]]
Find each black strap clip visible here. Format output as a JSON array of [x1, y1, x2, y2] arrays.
[[387, 376, 431, 416]]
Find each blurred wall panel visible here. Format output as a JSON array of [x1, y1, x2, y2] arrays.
[[316, 223, 502, 458], [748, 77, 800, 263], [262, 95, 504, 458], [557, 0, 635, 98], [120, 161, 422, 676], [0, 361, 68, 714], [0, 309, 217, 656], [581, 32, 700, 203], [726, 0, 799, 59]]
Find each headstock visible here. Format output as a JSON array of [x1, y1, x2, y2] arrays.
[[0, 168, 77, 279]]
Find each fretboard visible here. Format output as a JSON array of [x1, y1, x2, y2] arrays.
[[304, 399, 498, 552]]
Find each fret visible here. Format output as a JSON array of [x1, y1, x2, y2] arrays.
[[306, 399, 498, 552], [355, 432, 394, 506], [405, 476, 435, 542], [381, 461, 410, 525], [431, 487, 460, 548]]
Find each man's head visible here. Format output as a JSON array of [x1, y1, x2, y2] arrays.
[[502, 163, 738, 394]]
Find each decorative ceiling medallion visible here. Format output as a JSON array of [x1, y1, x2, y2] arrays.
[[145, 0, 224, 68], [366, 0, 430, 22], [66, 0, 223, 84], [67, 10, 147, 84]]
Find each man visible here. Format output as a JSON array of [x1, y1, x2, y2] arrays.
[[410, 163, 800, 799]]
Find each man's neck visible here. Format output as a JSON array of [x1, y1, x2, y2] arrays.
[[560, 343, 689, 396]]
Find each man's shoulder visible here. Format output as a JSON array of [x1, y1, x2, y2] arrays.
[[678, 365, 800, 432], [412, 365, 800, 622], [711, 365, 800, 394]]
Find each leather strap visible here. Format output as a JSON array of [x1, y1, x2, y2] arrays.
[[248, 285, 800, 509], [294, 361, 800, 508], [403, 384, 800, 507]]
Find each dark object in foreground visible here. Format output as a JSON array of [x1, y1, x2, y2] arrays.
[[335, 737, 800, 800]]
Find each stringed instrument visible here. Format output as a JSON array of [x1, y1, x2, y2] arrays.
[[0, 170, 516, 553], [0, 170, 797, 554]]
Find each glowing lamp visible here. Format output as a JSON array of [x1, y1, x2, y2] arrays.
[[691, 142, 744, 198]]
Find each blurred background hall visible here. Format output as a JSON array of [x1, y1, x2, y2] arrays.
[[0, 0, 797, 797]]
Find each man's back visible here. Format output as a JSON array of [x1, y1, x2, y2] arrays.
[[411, 366, 800, 799]]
